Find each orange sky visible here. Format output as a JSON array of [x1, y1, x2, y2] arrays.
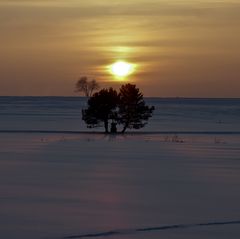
[[0, 0, 240, 97]]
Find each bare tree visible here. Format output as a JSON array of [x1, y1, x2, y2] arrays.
[[75, 76, 100, 97]]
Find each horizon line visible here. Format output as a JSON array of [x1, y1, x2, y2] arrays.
[[0, 95, 240, 99]]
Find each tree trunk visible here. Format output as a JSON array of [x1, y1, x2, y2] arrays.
[[104, 120, 109, 133], [121, 123, 128, 133]]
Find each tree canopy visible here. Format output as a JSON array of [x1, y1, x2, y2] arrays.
[[118, 84, 155, 133], [82, 84, 154, 133], [82, 88, 119, 133]]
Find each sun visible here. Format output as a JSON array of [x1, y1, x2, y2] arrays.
[[110, 61, 134, 78]]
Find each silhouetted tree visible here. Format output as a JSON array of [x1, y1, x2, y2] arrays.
[[76, 76, 99, 97], [82, 84, 154, 133], [118, 84, 155, 133], [82, 88, 119, 133]]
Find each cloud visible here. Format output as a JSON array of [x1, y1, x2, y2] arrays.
[[0, 0, 240, 96]]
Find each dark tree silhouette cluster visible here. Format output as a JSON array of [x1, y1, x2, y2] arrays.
[[82, 84, 155, 133]]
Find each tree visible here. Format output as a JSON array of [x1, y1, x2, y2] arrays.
[[82, 88, 119, 133], [82, 84, 154, 133], [118, 84, 155, 133], [75, 76, 100, 97]]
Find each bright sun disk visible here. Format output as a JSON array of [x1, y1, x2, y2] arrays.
[[110, 61, 134, 77]]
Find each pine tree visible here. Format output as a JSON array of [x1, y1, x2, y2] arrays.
[[118, 84, 154, 133]]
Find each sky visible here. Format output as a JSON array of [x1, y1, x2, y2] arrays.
[[0, 0, 240, 97]]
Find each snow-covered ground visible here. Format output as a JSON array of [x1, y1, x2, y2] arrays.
[[0, 97, 240, 239], [0, 97, 240, 132], [0, 133, 240, 239]]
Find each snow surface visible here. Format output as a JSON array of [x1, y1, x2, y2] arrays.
[[0, 97, 240, 239], [0, 133, 240, 239], [0, 97, 240, 132]]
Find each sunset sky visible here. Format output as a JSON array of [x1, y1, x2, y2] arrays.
[[0, 0, 240, 97]]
